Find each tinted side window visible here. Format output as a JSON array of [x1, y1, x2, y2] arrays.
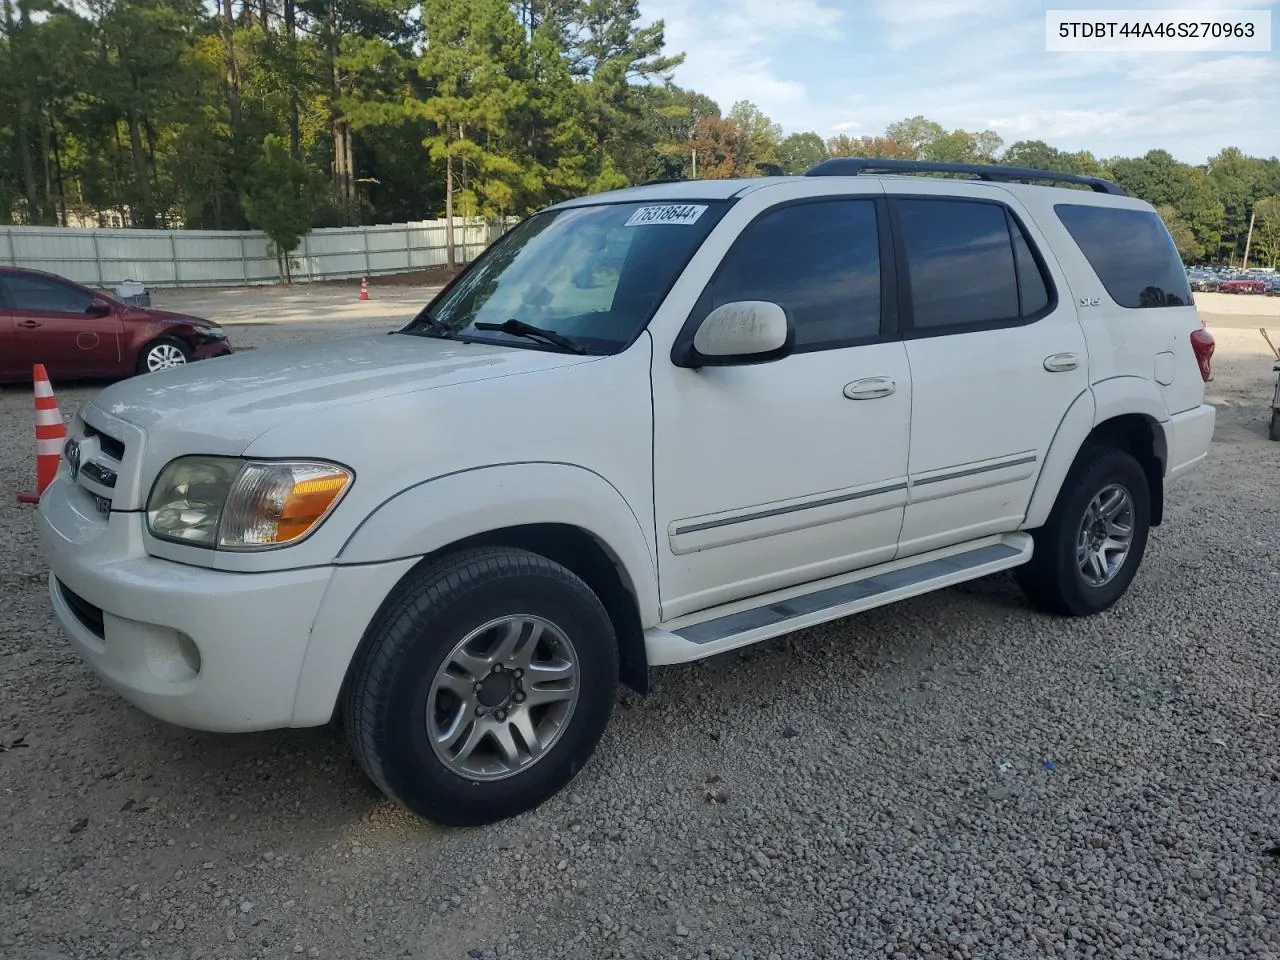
[[705, 200, 881, 349], [898, 199, 1020, 330], [3, 274, 93, 313], [1010, 215, 1050, 316], [1054, 204, 1191, 308]]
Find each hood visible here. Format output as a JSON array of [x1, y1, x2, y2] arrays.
[[128, 306, 218, 328], [88, 333, 594, 446]]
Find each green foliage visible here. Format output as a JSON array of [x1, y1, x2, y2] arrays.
[[777, 132, 826, 174], [242, 134, 324, 279], [0, 1, 1272, 269]]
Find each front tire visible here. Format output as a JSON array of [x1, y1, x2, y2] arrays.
[[1269, 408, 1280, 442], [137, 337, 192, 374], [1016, 447, 1151, 617], [344, 547, 618, 827]]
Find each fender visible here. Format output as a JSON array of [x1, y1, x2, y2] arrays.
[[1023, 377, 1170, 530], [1023, 388, 1096, 530], [1090, 375, 1171, 431], [337, 460, 660, 624]]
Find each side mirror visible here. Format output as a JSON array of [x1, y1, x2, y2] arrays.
[[86, 297, 112, 317], [674, 300, 793, 368]]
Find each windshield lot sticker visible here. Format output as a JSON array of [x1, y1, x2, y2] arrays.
[[625, 204, 708, 227]]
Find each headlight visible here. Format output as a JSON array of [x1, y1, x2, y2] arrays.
[[146, 455, 353, 550]]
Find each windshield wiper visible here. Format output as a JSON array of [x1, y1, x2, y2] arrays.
[[401, 311, 455, 338], [473, 318, 587, 355]]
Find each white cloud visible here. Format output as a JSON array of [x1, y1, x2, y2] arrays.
[[641, 0, 843, 131], [639, 0, 1280, 162]]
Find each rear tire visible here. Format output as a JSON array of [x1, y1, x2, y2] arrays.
[[1269, 408, 1280, 442], [136, 337, 191, 374], [344, 547, 618, 827], [1016, 446, 1151, 617]]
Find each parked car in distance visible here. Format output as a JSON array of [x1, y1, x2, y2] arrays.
[[39, 159, 1217, 827], [0, 267, 231, 383], [1220, 277, 1267, 295], [1266, 277, 1280, 296], [1188, 273, 1220, 293]]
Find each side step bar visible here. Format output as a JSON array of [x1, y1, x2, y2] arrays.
[[644, 533, 1033, 665]]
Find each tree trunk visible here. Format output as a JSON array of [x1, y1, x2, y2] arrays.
[[285, 0, 300, 158], [126, 106, 155, 227], [445, 151, 455, 271], [49, 117, 67, 226], [326, 0, 352, 222], [220, 0, 244, 149]]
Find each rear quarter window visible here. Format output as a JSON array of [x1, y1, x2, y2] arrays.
[[1054, 204, 1191, 309]]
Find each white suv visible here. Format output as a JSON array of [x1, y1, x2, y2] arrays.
[[37, 159, 1217, 826]]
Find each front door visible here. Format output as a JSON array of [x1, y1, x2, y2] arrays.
[[650, 187, 912, 620], [887, 185, 1090, 557], [0, 272, 122, 378]]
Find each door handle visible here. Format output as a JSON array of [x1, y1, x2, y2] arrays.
[[843, 377, 896, 400], [17, 320, 40, 329], [1043, 352, 1079, 373]]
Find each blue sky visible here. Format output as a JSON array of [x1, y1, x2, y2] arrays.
[[638, 0, 1279, 163]]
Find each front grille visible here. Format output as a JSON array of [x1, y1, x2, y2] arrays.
[[81, 461, 117, 488], [83, 423, 125, 461], [57, 580, 105, 640]]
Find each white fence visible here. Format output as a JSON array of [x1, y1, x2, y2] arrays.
[[0, 218, 516, 289]]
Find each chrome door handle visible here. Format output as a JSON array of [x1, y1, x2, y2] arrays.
[[1043, 352, 1079, 373], [17, 320, 40, 329], [843, 377, 896, 400]]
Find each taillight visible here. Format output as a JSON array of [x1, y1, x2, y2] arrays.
[[1190, 327, 1215, 382]]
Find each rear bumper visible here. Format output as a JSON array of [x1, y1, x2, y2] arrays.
[[1163, 403, 1216, 482]]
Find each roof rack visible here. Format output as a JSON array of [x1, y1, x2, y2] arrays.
[[803, 157, 1127, 196]]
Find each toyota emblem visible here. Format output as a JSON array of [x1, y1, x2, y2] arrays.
[[65, 438, 81, 480]]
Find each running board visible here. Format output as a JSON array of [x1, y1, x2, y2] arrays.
[[644, 534, 1033, 665]]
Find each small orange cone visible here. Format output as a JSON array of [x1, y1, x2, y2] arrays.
[[17, 364, 67, 505], [359, 276, 369, 301]]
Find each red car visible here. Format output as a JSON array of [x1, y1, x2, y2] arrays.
[[1220, 278, 1266, 295], [0, 267, 232, 383]]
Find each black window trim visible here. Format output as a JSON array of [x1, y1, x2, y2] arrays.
[[1051, 201, 1192, 310], [670, 194, 898, 364], [885, 193, 1059, 341]]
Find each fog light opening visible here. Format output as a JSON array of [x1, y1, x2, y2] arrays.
[[175, 632, 202, 677]]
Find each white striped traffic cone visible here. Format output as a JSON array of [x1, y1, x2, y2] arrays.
[[17, 364, 67, 504]]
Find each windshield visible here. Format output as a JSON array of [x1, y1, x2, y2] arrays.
[[403, 200, 729, 354]]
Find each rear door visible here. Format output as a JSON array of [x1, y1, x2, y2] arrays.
[[1, 272, 122, 378], [888, 184, 1090, 558]]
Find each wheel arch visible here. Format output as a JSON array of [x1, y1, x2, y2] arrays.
[[331, 462, 659, 706], [1024, 381, 1169, 530]]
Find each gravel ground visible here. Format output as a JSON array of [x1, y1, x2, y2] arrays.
[[1, 305, 1278, 960]]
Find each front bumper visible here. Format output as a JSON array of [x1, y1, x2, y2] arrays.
[[38, 471, 334, 732], [194, 340, 233, 361]]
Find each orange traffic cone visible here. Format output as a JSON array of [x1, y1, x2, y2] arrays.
[[359, 277, 370, 301], [17, 364, 67, 505]]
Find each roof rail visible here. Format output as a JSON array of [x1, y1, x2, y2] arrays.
[[641, 177, 689, 186], [803, 157, 1127, 196]]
